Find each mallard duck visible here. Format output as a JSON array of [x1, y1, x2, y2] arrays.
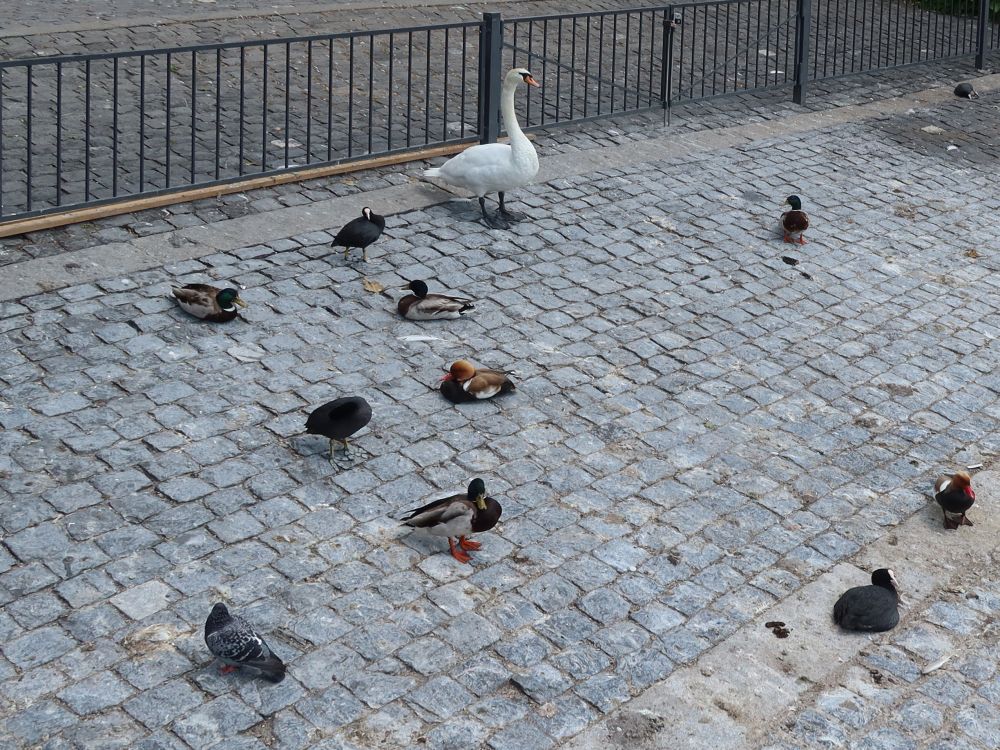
[[171, 284, 247, 322], [305, 396, 372, 461], [332, 207, 385, 262], [833, 568, 901, 632], [400, 478, 502, 563], [781, 195, 809, 245], [934, 470, 975, 529], [440, 360, 515, 403], [397, 280, 475, 320], [204, 602, 286, 683]]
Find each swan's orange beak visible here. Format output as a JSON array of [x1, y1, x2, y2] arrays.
[[524, 75, 540, 88]]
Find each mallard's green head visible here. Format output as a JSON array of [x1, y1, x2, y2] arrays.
[[217, 288, 248, 310], [402, 280, 429, 298], [785, 195, 803, 211], [468, 478, 487, 509]]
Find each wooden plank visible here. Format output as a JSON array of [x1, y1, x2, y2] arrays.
[[0, 141, 473, 239]]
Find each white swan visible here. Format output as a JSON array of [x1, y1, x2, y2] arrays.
[[424, 68, 539, 229]]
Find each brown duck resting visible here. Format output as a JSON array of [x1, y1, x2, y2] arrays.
[[440, 359, 515, 403]]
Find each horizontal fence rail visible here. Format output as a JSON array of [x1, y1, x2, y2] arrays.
[[0, 1, 997, 226]]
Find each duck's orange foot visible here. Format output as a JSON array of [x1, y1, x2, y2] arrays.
[[459, 536, 481, 551], [220, 664, 238, 675], [797, 236, 807, 245], [448, 538, 472, 564], [783, 234, 793, 243]]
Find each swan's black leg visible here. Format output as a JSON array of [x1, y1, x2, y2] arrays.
[[497, 192, 527, 223], [479, 196, 509, 230]]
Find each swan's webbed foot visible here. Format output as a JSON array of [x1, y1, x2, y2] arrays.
[[497, 192, 528, 223], [479, 197, 510, 230]]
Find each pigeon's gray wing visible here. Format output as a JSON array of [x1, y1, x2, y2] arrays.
[[207, 616, 285, 681]]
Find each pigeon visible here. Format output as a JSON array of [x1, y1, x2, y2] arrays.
[[331, 207, 385, 262], [954, 82, 979, 99], [305, 396, 372, 462], [204, 602, 286, 683], [833, 569, 901, 632]]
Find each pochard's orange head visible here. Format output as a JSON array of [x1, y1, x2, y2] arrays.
[[953, 470, 975, 497], [442, 360, 476, 382]]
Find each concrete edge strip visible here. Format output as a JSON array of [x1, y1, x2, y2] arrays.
[[2, 72, 998, 304], [560, 470, 1000, 750]]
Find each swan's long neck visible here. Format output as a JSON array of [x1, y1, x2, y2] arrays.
[[500, 80, 529, 151]]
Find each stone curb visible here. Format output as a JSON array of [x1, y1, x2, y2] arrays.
[[560, 468, 1000, 749]]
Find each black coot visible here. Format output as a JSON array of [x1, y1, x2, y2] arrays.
[[833, 568, 900, 632], [305, 396, 372, 460], [331, 207, 385, 262]]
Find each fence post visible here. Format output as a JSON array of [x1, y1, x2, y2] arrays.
[[792, 0, 811, 104], [478, 12, 503, 144], [975, 0, 989, 69]]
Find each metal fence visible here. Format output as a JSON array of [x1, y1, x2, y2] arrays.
[[1, 0, 997, 226]]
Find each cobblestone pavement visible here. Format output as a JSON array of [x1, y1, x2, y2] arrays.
[[2, 87, 1000, 749]]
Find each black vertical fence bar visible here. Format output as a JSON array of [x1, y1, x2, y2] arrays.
[[238, 47, 245, 175], [215, 49, 221, 180], [976, 0, 989, 68], [570, 17, 577, 120], [424, 29, 431, 144], [461, 26, 467, 138], [597, 15, 604, 112], [306, 41, 312, 162], [527, 21, 535, 123], [55, 62, 62, 206], [25, 66, 32, 212], [584, 16, 590, 117], [443, 29, 450, 143], [624, 14, 631, 110], [407, 32, 414, 147], [348, 36, 355, 158], [636, 13, 643, 109], [0, 69, 3, 217], [262, 44, 268, 173], [284, 42, 290, 168], [723, 4, 730, 95], [388, 34, 395, 151], [191, 51, 197, 184], [139, 55, 146, 190], [541, 18, 548, 124], [113, 58, 119, 197], [165, 53, 171, 188], [326, 40, 333, 162], [611, 14, 618, 114], [557, 18, 563, 121], [85, 59, 92, 199], [367, 34, 374, 154], [851, 0, 859, 72]]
